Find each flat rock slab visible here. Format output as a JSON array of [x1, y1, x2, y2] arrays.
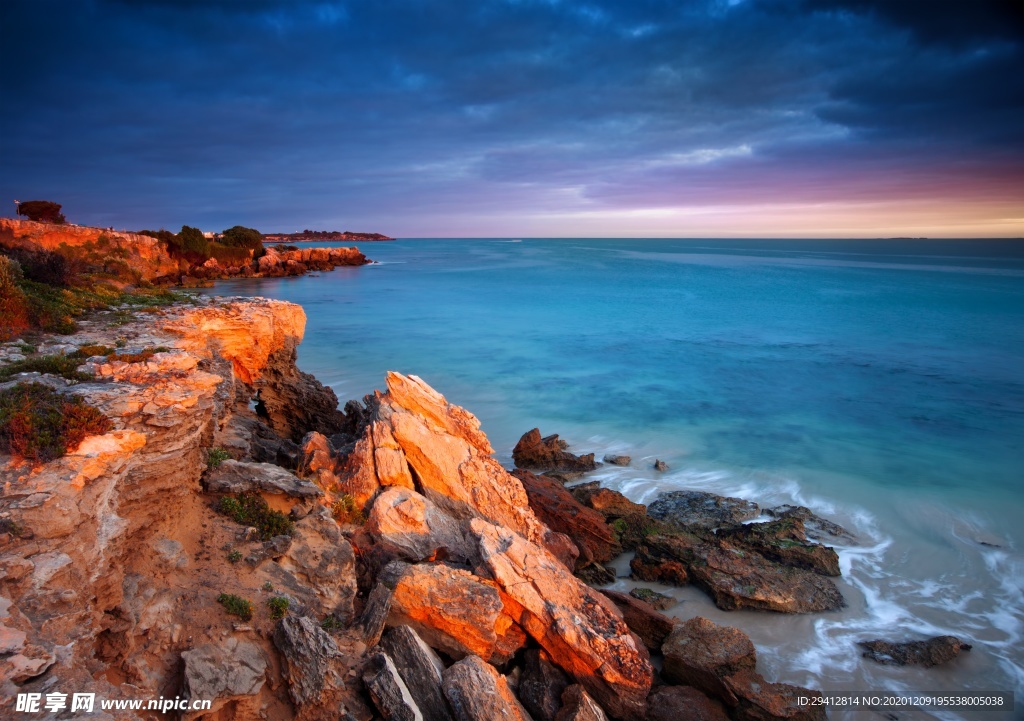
[[647, 491, 758, 530], [204, 459, 322, 498], [858, 636, 972, 667]]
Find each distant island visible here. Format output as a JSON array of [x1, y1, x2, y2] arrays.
[[264, 229, 394, 242]]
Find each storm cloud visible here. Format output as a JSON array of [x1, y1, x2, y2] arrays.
[[1, 0, 1022, 236]]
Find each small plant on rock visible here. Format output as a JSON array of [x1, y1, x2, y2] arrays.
[[267, 596, 289, 620], [207, 447, 231, 469], [216, 492, 294, 540], [331, 495, 364, 525], [216, 593, 253, 621], [262, 581, 274, 592], [320, 615, 343, 633], [227, 550, 243, 564], [0, 383, 112, 462]]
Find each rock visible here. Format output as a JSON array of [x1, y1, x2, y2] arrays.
[[355, 582, 394, 648], [653, 460, 668, 472], [571, 484, 646, 521], [628, 588, 674, 611], [383, 561, 526, 664], [519, 649, 571, 721], [644, 686, 729, 721], [723, 669, 826, 721], [273, 615, 348, 709], [599, 590, 678, 651], [661, 617, 756, 705], [554, 685, 610, 721], [471, 518, 652, 720], [632, 533, 844, 613], [765, 505, 854, 542], [181, 639, 266, 717], [716, 518, 840, 577], [380, 626, 455, 721], [204, 459, 323, 498], [513, 469, 616, 568], [857, 636, 972, 667], [513, 428, 598, 475], [602, 455, 631, 467], [366, 487, 473, 563], [374, 374, 548, 545], [271, 506, 358, 622], [442, 654, 533, 721], [647, 491, 758, 530], [363, 652, 426, 721]]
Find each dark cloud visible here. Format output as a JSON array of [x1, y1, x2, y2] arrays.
[[0, 0, 1021, 234]]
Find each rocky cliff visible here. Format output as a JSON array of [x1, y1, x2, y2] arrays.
[[0, 298, 826, 721]]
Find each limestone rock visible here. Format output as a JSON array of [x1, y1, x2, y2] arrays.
[[514, 469, 616, 567], [644, 686, 729, 721], [599, 590, 677, 651], [765, 505, 853, 542], [628, 588, 674, 611], [380, 625, 455, 721], [383, 561, 525, 664], [554, 685, 610, 721], [653, 460, 668, 472], [661, 617, 756, 705], [366, 487, 473, 563], [471, 519, 652, 720], [513, 428, 597, 476], [602, 455, 631, 466], [716, 518, 840, 577], [273, 615, 347, 709], [272, 506, 358, 622], [518, 649, 571, 721], [204, 459, 323, 499], [181, 639, 266, 716], [858, 635, 972, 667], [647, 491, 759, 530], [723, 669, 826, 721], [363, 652, 425, 721], [442, 654, 533, 721]]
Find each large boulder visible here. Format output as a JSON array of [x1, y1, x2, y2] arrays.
[[857, 636, 972, 667], [363, 652, 426, 721], [442, 655, 533, 721], [366, 487, 473, 563], [632, 533, 844, 613], [518, 648, 571, 721], [180, 639, 266, 717], [382, 561, 526, 664], [203, 459, 322, 499], [716, 518, 840, 577], [723, 670, 826, 721], [599, 590, 677, 651], [380, 625, 455, 721], [270, 507, 358, 622], [647, 491, 758, 530], [513, 428, 597, 476], [644, 686, 729, 721], [272, 615, 354, 715], [514, 469, 616, 567], [661, 617, 756, 704], [472, 519, 652, 720]]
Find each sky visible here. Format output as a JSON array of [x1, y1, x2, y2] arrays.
[[1, 0, 1023, 238]]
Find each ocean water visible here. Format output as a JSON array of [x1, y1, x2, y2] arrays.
[[207, 238, 1024, 719]]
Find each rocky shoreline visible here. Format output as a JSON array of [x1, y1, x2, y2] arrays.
[[0, 288, 975, 719]]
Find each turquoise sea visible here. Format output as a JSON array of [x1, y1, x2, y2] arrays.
[[208, 238, 1024, 720]]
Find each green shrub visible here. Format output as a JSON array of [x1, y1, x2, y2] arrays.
[[178, 226, 210, 257], [216, 593, 253, 621], [0, 383, 112, 462], [331, 495, 364, 525], [320, 615, 343, 633], [216, 493, 294, 540], [207, 447, 231, 469], [0, 518, 25, 538], [267, 596, 289, 620], [0, 256, 30, 341], [208, 243, 252, 265], [227, 550, 243, 564], [72, 344, 115, 359], [16, 200, 65, 224], [262, 581, 274, 592], [0, 355, 93, 382]]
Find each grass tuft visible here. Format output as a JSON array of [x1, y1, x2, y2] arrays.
[[0, 383, 112, 462], [267, 596, 290, 620], [216, 493, 294, 540], [331, 495, 365, 525], [216, 593, 253, 621]]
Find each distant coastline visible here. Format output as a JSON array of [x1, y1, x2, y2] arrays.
[[264, 229, 394, 243]]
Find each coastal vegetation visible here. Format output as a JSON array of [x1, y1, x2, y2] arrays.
[[15, 200, 65, 224], [216, 492, 294, 540], [216, 593, 254, 621], [0, 382, 112, 462]]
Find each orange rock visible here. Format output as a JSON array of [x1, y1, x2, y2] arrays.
[[384, 561, 525, 664], [471, 519, 652, 720]]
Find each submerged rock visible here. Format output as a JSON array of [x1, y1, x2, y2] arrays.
[[647, 491, 759, 530], [602, 455, 631, 466], [858, 636, 972, 667], [513, 428, 598, 476], [653, 460, 668, 472]]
